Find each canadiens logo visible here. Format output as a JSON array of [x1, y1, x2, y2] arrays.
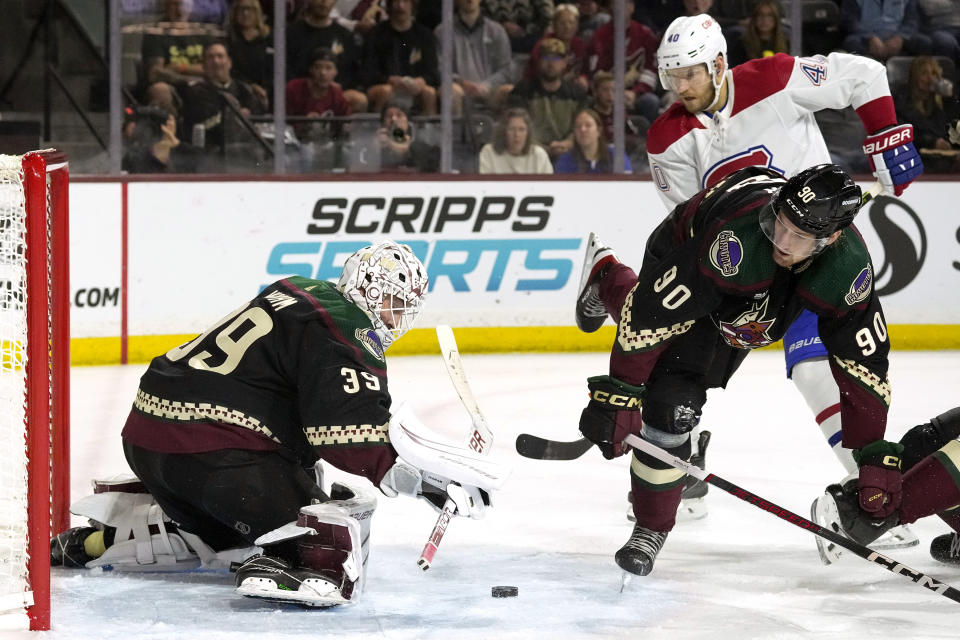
[[355, 328, 385, 362], [702, 145, 784, 190], [709, 230, 744, 276], [844, 264, 873, 305], [718, 298, 777, 349]]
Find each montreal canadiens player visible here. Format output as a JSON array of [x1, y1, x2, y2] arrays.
[[49, 241, 505, 607], [633, 14, 920, 544], [576, 164, 897, 576]]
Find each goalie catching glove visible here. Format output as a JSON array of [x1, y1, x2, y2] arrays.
[[853, 439, 904, 518], [382, 401, 508, 519], [578, 375, 645, 460], [862, 124, 923, 196]]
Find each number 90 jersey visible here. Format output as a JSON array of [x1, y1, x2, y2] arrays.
[[121, 276, 398, 486], [614, 167, 891, 448]]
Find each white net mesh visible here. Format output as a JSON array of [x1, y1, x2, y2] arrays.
[[0, 154, 31, 614]]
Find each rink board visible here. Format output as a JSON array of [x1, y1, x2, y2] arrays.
[[68, 177, 960, 363]]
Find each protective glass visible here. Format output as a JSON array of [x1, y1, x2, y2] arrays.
[[758, 205, 831, 259], [661, 64, 710, 93]]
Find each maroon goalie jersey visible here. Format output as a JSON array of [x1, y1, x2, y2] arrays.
[[121, 277, 398, 486]]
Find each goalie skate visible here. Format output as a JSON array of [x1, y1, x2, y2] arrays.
[[235, 555, 349, 608]]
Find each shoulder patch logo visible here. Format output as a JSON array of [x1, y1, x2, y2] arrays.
[[709, 230, 744, 276], [355, 328, 385, 362], [844, 264, 873, 305], [653, 163, 670, 191], [799, 59, 827, 86]]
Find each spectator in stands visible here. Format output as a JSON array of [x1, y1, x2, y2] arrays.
[[636, 0, 679, 36], [589, 71, 643, 155], [917, 0, 960, 64], [508, 37, 586, 158], [584, 0, 659, 124], [141, 0, 223, 88], [180, 42, 269, 153], [726, 0, 788, 67], [363, 0, 440, 115], [478, 107, 554, 173], [525, 3, 588, 91], [287, 0, 368, 113], [841, 0, 931, 61], [191, 0, 230, 23], [436, 0, 513, 115], [894, 56, 960, 171], [482, 0, 555, 53], [554, 107, 632, 173], [377, 102, 441, 171], [227, 0, 273, 105], [122, 106, 205, 173], [332, 0, 386, 34], [577, 0, 610, 43], [286, 47, 353, 142]]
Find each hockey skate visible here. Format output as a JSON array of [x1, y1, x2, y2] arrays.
[[930, 532, 960, 566], [575, 232, 618, 333], [810, 481, 901, 565], [234, 554, 350, 608], [615, 523, 668, 576], [628, 430, 711, 522], [50, 526, 102, 568]]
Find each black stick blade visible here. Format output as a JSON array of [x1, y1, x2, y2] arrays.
[[515, 434, 592, 460]]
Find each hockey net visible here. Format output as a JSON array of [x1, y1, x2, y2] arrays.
[[0, 150, 70, 631]]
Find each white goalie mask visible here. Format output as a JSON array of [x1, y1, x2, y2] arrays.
[[657, 14, 728, 111], [338, 241, 428, 350]]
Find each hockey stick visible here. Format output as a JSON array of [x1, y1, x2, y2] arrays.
[[516, 434, 592, 460], [417, 325, 494, 570], [623, 433, 960, 604]]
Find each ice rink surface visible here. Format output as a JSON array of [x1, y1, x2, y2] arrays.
[[17, 349, 960, 639]]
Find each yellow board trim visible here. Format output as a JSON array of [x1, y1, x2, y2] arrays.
[[68, 324, 960, 365]]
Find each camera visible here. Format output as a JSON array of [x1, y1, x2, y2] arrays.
[[391, 126, 407, 142], [934, 77, 954, 97]]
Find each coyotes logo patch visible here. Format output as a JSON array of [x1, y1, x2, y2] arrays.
[[844, 264, 873, 305], [718, 298, 777, 349], [709, 230, 744, 276], [356, 328, 385, 362]]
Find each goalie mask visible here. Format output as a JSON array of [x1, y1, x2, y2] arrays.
[[338, 241, 427, 350]]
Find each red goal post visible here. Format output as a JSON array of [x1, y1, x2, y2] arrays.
[[0, 150, 70, 631]]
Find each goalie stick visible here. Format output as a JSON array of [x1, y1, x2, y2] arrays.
[[418, 325, 495, 570], [623, 433, 960, 604]]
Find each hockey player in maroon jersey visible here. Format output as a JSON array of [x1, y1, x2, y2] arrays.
[[575, 164, 899, 576], [635, 14, 923, 546], [49, 241, 504, 607], [812, 407, 960, 568]]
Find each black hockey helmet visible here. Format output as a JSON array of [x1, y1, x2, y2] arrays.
[[772, 164, 863, 238]]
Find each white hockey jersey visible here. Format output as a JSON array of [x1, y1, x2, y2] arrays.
[[647, 52, 898, 210]]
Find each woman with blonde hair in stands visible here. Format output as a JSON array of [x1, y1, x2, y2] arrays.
[[227, 0, 273, 103], [554, 107, 632, 174], [894, 56, 960, 171], [478, 108, 554, 174], [727, 0, 789, 67]]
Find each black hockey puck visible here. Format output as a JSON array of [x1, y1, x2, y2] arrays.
[[491, 585, 518, 598]]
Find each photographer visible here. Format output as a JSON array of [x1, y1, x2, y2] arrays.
[[122, 106, 205, 174], [377, 102, 440, 173], [894, 56, 960, 172]]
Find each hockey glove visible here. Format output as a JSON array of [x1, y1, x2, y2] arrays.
[[853, 439, 904, 518], [420, 471, 491, 520], [862, 124, 923, 196], [578, 375, 645, 460]]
